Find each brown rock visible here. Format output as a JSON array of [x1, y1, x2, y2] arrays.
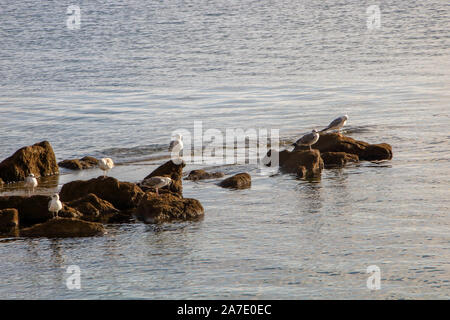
[[60, 176, 144, 210], [0, 141, 59, 183], [294, 133, 392, 161], [185, 170, 225, 181], [66, 193, 119, 222], [0, 208, 19, 235], [219, 173, 251, 189], [0, 195, 52, 227], [135, 193, 204, 224], [20, 218, 105, 238], [275, 149, 324, 178], [58, 156, 99, 170], [142, 160, 185, 196], [321, 152, 359, 168]]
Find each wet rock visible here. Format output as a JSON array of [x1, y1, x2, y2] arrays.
[[58, 156, 99, 170], [66, 193, 119, 223], [294, 133, 392, 161], [0, 141, 59, 183], [59, 204, 83, 219], [273, 149, 324, 178], [135, 193, 204, 224], [141, 160, 185, 196], [185, 170, 225, 181], [0, 195, 52, 227], [0, 178, 4, 186], [20, 218, 105, 238], [60, 176, 144, 210], [219, 173, 251, 189], [321, 152, 359, 168], [0, 209, 19, 235]]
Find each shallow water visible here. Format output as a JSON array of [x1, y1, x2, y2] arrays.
[[0, 0, 449, 299]]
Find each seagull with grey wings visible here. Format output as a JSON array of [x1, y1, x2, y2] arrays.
[[141, 176, 172, 196], [320, 115, 348, 134], [292, 129, 320, 150]]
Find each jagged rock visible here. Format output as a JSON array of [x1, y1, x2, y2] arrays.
[[185, 170, 225, 181], [20, 218, 105, 238], [66, 193, 119, 222], [0, 195, 52, 227], [58, 156, 99, 170], [135, 193, 204, 224], [0, 141, 59, 183], [219, 173, 251, 189], [294, 133, 392, 161], [141, 160, 185, 196], [321, 152, 359, 168], [0, 209, 19, 235], [60, 176, 144, 210]]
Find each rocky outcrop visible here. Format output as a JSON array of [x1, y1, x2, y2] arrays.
[[185, 170, 225, 181], [66, 193, 119, 223], [0, 195, 53, 227], [270, 149, 324, 178], [60, 176, 144, 210], [141, 160, 185, 196], [135, 193, 204, 224], [0, 141, 59, 183], [20, 218, 105, 238], [321, 152, 359, 168], [0, 209, 19, 235], [58, 156, 99, 170], [219, 173, 251, 189], [294, 133, 392, 161]]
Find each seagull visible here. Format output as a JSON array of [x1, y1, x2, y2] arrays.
[[48, 193, 63, 219], [292, 129, 320, 150], [142, 176, 172, 196], [99, 158, 114, 177], [24, 173, 38, 196], [169, 134, 183, 153], [321, 115, 348, 134]]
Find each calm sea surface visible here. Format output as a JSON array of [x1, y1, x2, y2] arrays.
[[0, 0, 449, 299]]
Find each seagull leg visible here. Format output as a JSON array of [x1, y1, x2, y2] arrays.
[[156, 188, 159, 197], [309, 145, 312, 151]]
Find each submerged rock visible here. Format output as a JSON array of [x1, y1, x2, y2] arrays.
[[0, 141, 59, 183], [60, 176, 144, 210], [294, 133, 392, 161], [219, 173, 251, 189], [185, 170, 225, 181], [65, 193, 119, 223], [141, 160, 185, 196], [135, 193, 204, 224], [321, 152, 359, 168], [58, 156, 99, 170], [0, 208, 19, 235], [20, 218, 105, 238]]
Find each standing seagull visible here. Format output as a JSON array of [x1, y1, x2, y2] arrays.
[[169, 134, 183, 153], [48, 193, 63, 219], [24, 173, 38, 196], [292, 129, 320, 150], [142, 176, 172, 196], [99, 158, 114, 177], [321, 115, 348, 134]]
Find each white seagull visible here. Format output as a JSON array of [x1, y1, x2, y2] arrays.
[[48, 193, 63, 219], [99, 158, 114, 177], [24, 173, 38, 196], [169, 134, 183, 153], [321, 115, 348, 134], [142, 176, 172, 196], [293, 129, 320, 150]]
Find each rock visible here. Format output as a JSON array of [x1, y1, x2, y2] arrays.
[[0, 178, 4, 186], [142, 160, 185, 196], [58, 156, 99, 170], [66, 193, 119, 223], [0, 209, 19, 235], [321, 152, 359, 168], [60, 176, 144, 210], [135, 193, 204, 224], [0, 141, 59, 183], [274, 149, 324, 178], [294, 133, 392, 161], [185, 170, 225, 181], [219, 173, 251, 189], [20, 218, 105, 238], [0, 195, 52, 227]]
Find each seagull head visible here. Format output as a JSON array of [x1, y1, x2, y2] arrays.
[[312, 129, 319, 133], [51, 193, 60, 200], [343, 115, 349, 120], [174, 134, 182, 140], [28, 173, 35, 178]]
